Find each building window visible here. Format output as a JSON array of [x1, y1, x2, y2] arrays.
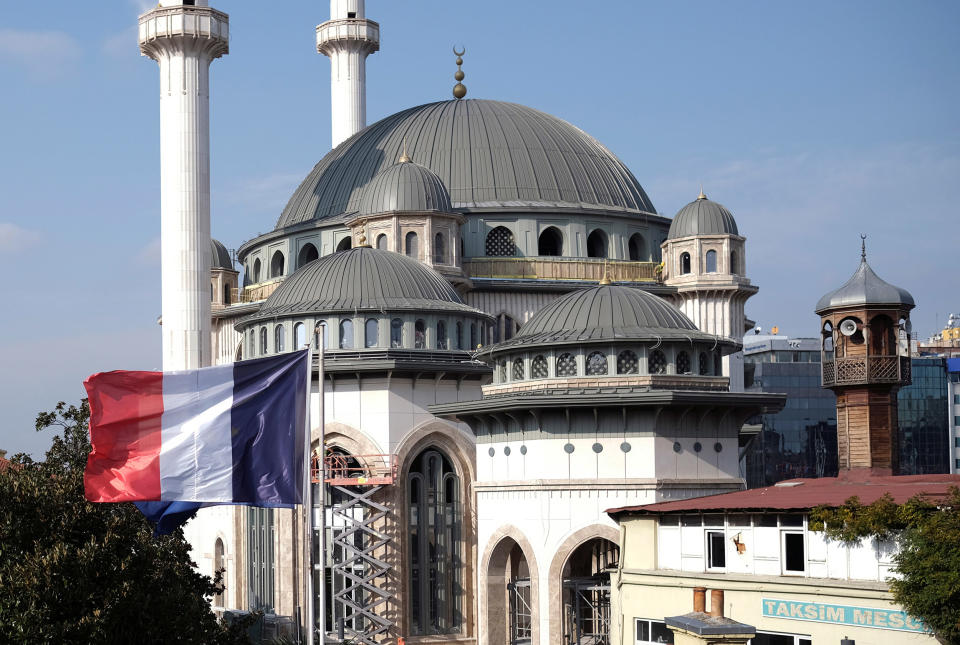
[[782, 532, 805, 574], [699, 352, 709, 375], [339, 319, 353, 349], [336, 237, 352, 252], [677, 351, 691, 374], [634, 618, 674, 644], [434, 232, 446, 264], [556, 353, 577, 377], [705, 249, 717, 273], [253, 258, 262, 283], [223, 283, 231, 305], [365, 318, 378, 348], [617, 350, 639, 374], [248, 330, 255, 358], [408, 449, 462, 635], [680, 252, 691, 274], [274, 325, 285, 353], [538, 226, 563, 256], [715, 353, 722, 376], [649, 350, 666, 375], [406, 232, 419, 259], [259, 327, 267, 354], [376, 233, 388, 250], [315, 323, 329, 350], [391, 318, 403, 348], [213, 538, 225, 607], [437, 320, 448, 350], [512, 358, 525, 381], [485, 226, 516, 256], [730, 250, 739, 275], [470, 323, 477, 349], [415, 319, 426, 349], [294, 322, 305, 349], [532, 355, 548, 378], [628, 233, 647, 261], [586, 229, 608, 258], [706, 531, 726, 569], [455, 322, 463, 350], [247, 508, 274, 611], [586, 351, 608, 376], [298, 243, 318, 268], [270, 250, 284, 278]]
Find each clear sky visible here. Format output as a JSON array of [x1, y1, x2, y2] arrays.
[[1, 1, 957, 457]]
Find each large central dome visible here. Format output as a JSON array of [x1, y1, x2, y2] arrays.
[[276, 99, 656, 228]]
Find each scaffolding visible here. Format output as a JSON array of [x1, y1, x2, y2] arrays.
[[313, 454, 398, 645]]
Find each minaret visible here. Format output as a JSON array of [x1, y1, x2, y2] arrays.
[[316, 0, 380, 148], [138, 0, 228, 370], [816, 238, 915, 476]]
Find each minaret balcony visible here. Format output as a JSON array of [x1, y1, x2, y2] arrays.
[[463, 257, 658, 284], [316, 18, 380, 54], [138, 5, 229, 55], [821, 355, 911, 387]]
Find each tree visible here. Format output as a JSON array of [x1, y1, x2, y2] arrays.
[[810, 488, 960, 645], [0, 400, 251, 644]]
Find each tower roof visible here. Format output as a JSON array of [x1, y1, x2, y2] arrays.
[[210, 238, 232, 270], [667, 191, 739, 239], [815, 257, 915, 314], [357, 159, 452, 216]]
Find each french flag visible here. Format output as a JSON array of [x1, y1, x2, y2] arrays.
[[83, 350, 309, 506]]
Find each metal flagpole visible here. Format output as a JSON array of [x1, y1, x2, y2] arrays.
[[302, 341, 314, 645], [315, 323, 328, 644]]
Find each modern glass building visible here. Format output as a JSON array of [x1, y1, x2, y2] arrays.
[[898, 357, 949, 474]]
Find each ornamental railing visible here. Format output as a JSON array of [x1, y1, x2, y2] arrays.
[[821, 355, 911, 387], [464, 257, 658, 283]]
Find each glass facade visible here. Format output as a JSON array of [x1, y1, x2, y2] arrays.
[[897, 357, 949, 474]]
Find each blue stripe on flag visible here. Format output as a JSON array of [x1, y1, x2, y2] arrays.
[[230, 350, 308, 505]]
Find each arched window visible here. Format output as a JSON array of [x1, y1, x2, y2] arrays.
[[456, 322, 463, 350], [586, 229, 608, 258], [556, 353, 577, 377], [294, 322, 305, 349], [391, 318, 403, 348], [470, 323, 477, 349], [405, 232, 419, 259], [213, 538, 225, 607], [649, 349, 666, 374], [437, 320, 448, 350], [414, 319, 426, 349], [315, 323, 329, 350], [730, 250, 739, 275], [223, 283, 231, 305], [376, 233, 388, 250], [298, 243, 319, 268], [365, 318, 378, 348], [705, 250, 717, 273], [339, 319, 353, 349], [617, 350, 638, 374], [512, 358, 525, 381], [248, 330, 255, 358], [680, 252, 691, 275], [586, 351, 608, 375], [628, 233, 647, 261], [434, 232, 446, 264], [538, 227, 563, 256], [699, 352, 708, 375], [531, 355, 548, 378], [714, 352, 722, 376], [485, 226, 516, 257], [498, 361, 507, 382], [408, 448, 462, 635], [253, 258, 262, 283], [336, 237, 352, 252], [274, 325, 285, 353], [270, 250, 284, 278], [677, 351, 691, 374], [259, 327, 267, 354], [494, 313, 517, 344]]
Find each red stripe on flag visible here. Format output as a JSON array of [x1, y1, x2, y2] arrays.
[[83, 370, 163, 502]]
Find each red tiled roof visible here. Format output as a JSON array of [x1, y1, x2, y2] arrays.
[[606, 473, 960, 517], [0, 456, 12, 472]]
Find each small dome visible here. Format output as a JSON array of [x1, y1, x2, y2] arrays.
[[242, 247, 480, 324], [815, 258, 915, 314], [484, 285, 731, 353], [211, 238, 232, 270], [667, 193, 739, 239], [357, 160, 452, 216]]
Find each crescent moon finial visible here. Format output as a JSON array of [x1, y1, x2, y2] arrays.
[[453, 45, 465, 57], [452, 46, 467, 99]]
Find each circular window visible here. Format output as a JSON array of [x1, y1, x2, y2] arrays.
[[592, 442, 603, 453], [504, 446, 512, 456], [620, 442, 632, 453], [673, 442, 682, 453], [693, 442, 702, 453], [564, 443, 575, 454], [488, 447, 495, 457], [520, 445, 527, 455]]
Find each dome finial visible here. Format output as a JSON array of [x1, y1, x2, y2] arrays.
[[452, 46, 467, 99], [357, 231, 371, 248], [398, 137, 411, 163], [860, 234, 867, 261], [599, 259, 612, 285], [697, 184, 707, 200]]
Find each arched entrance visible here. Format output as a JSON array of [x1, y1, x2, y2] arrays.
[[559, 536, 619, 645], [482, 530, 540, 645]]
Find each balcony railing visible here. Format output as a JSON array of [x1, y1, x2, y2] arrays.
[[821, 355, 911, 387], [464, 257, 658, 283], [230, 279, 282, 304]]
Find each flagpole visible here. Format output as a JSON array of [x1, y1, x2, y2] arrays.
[[302, 338, 315, 645], [313, 323, 328, 645]]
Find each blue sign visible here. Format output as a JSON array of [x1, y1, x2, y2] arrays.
[[761, 598, 927, 633]]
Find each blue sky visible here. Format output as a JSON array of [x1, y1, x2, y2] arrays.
[[0, 1, 957, 456]]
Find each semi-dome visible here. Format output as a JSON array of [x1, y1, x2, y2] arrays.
[[667, 192, 739, 239], [276, 99, 656, 228], [815, 256, 915, 314], [357, 159, 452, 216], [210, 238, 232, 269], [483, 285, 732, 353], [242, 247, 480, 324]]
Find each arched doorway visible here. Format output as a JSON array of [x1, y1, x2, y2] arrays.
[[561, 537, 619, 645], [336, 237, 352, 252], [483, 532, 539, 645], [628, 233, 647, 261], [538, 227, 563, 256], [298, 242, 319, 268], [586, 229, 608, 258]]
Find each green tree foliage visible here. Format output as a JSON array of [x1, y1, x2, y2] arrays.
[[0, 401, 251, 644], [810, 488, 960, 644]]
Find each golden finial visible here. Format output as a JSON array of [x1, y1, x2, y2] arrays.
[[357, 232, 371, 248], [599, 259, 612, 285], [697, 184, 707, 200], [453, 46, 467, 99], [398, 137, 411, 163]]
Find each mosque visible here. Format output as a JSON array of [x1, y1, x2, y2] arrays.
[[137, 1, 783, 643]]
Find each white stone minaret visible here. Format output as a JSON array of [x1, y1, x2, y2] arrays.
[[317, 0, 380, 148], [139, 1, 228, 370]]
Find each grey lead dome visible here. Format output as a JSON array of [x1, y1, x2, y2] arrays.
[[815, 258, 915, 314], [211, 238, 232, 269], [667, 196, 739, 239], [276, 99, 656, 228], [358, 160, 453, 216]]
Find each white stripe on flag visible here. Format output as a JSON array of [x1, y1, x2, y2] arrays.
[[159, 364, 235, 502]]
